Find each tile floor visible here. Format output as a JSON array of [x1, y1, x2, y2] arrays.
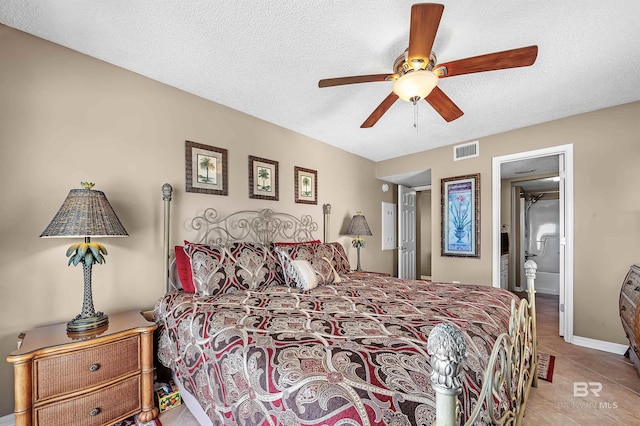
[[522, 293, 640, 425], [159, 293, 640, 425]]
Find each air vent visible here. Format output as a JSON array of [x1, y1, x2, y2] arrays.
[[453, 141, 479, 161]]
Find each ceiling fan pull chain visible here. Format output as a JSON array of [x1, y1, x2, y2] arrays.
[[413, 98, 419, 130]]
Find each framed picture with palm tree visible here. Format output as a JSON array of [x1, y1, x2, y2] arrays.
[[185, 140, 228, 196], [441, 173, 480, 258], [294, 166, 317, 205], [249, 155, 279, 201]]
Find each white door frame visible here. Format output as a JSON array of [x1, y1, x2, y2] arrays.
[[557, 153, 567, 336], [492, 144, 574, 342]]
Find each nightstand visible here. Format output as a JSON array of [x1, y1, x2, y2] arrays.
[[6, 310, 158, 426]]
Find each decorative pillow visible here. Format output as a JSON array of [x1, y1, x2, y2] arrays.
[[174, 246, 195, 293], [274, 247, 296, 288], [278, 242, 351, 278], [275, 245, 336, 286], [323, 256, 342, 284], [290, 260, 319, 290], [325, 242, 351, 274], [184, 242, 284, 296]]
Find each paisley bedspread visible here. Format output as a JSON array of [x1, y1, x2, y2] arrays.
[[155, 274, 520, 425]]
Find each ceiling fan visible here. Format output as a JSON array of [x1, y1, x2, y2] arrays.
[[318, 3, 538, 128]]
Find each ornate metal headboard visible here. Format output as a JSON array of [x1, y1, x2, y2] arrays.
[[161, 183, 330, 292], [190, 208, 318, 245]]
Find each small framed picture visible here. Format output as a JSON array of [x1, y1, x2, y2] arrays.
[[294, 166, 317, 205], [185, 141, 228, 196], [249, 155, 279, 201], [441, 173, 480, 258]]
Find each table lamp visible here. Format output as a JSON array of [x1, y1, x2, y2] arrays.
[[40, 182, 128, 332], [346, 212, 372, 271]]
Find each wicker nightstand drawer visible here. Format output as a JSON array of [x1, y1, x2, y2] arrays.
[[34, 335, 140, 402], [7, 310, 159, 426], [34, 375, 140, 426]]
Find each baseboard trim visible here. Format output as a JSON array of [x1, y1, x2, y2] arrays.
[[571, 335, 628, 355]]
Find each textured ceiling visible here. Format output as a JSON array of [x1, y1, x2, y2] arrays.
[[1, 1, 639, 162]]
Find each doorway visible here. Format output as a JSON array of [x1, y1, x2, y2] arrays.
[[492, 145, 574, 342], [397, 185, 432, 280], [514, 179, 561, 295], [379, 170, 432, 280]]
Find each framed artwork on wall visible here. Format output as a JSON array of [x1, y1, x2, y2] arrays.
[[185, 140, 228, 196], [441, 173, 480, 258], [294, 166, 317, 205], [249, 155, 279, 201]]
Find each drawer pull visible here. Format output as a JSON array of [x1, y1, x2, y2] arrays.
[[89, 407, 101, 417], [89, 363, 100, 372]]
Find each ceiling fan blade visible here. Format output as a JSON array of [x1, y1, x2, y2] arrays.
[[361, 92, 399, 128], [318, 74, 392, 88], [425, 86, 463, 122], [408, 3, 444, 63], [437, 45, 538, 78]]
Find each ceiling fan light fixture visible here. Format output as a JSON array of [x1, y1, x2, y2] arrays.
[[392, 70, 438, 103], [410, 58, 425, 70]]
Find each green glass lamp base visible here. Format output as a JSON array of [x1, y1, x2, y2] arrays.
[[67, 313, 109, 333]]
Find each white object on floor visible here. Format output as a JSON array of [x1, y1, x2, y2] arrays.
[[0, 414, 14, 426]]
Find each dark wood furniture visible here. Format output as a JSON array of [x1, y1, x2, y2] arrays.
[[620, 264, 640, 375], [6, 310, 158, 426]]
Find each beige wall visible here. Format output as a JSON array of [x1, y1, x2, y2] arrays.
[[0, 25, 394, 416], [378, 100, 640, 347]]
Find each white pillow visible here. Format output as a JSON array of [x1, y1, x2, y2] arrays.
[[290, 259, 318, 290]]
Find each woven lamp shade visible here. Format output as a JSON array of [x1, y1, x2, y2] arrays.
[[40, 188, 128, 238], [346, 214, 372, 237]]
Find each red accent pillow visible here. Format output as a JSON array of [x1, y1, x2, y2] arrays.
[[174, 246, 195, 293]]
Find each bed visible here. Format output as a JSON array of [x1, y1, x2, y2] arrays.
[[154, 183, 538, 425]]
